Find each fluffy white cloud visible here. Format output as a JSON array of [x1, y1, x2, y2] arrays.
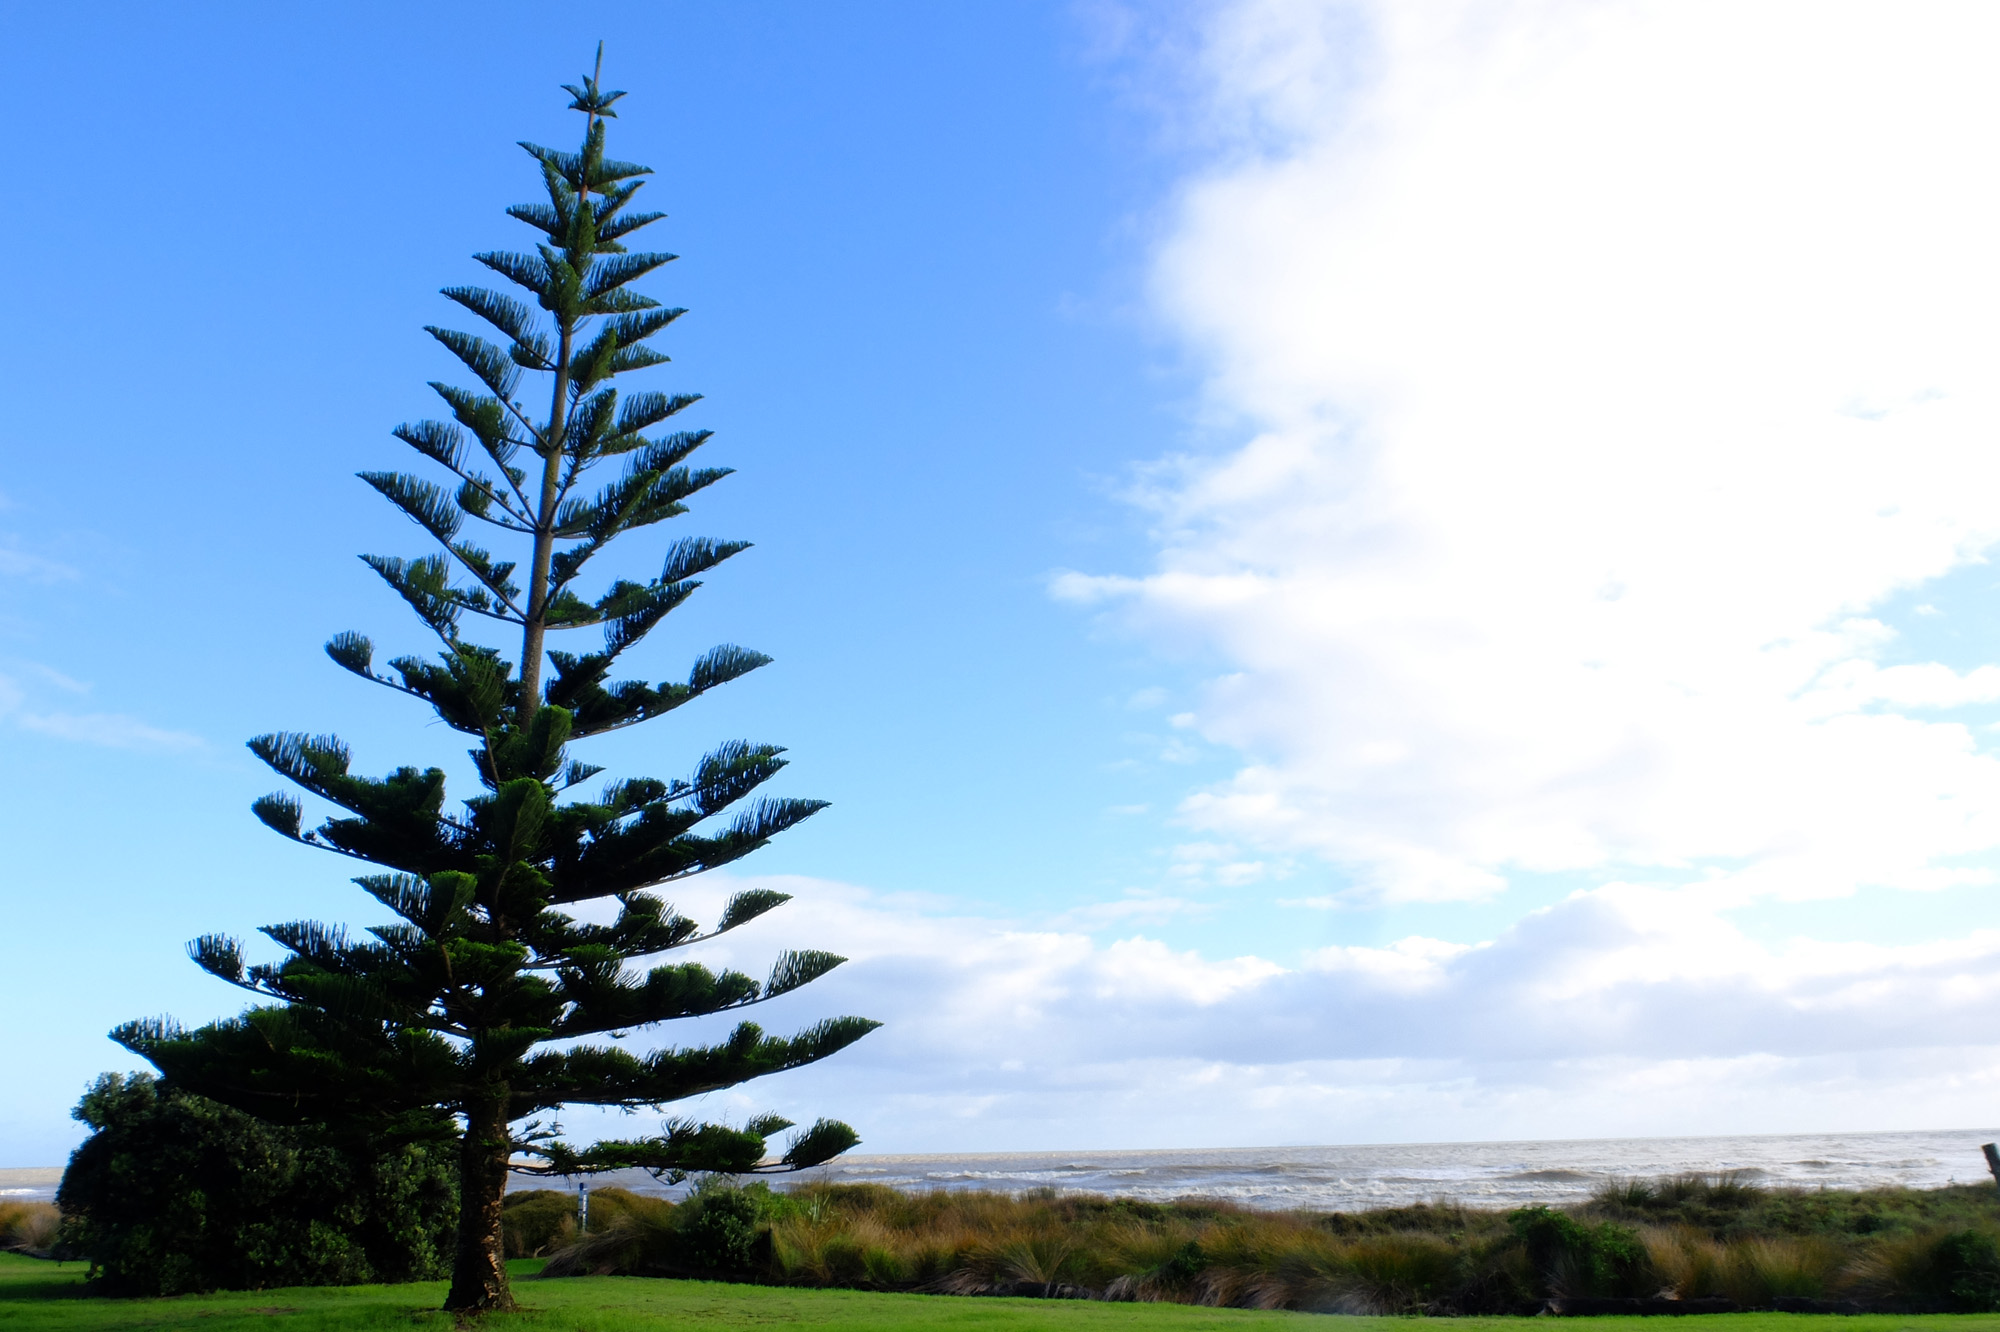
[[569, 3, 2000, 1157], [624, 875, 2000, 1150], [1063, 0, 2000, 903]]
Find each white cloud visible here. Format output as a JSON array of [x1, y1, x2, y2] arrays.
[[15, 710, 204, 751], [1071, 0, 2000, 903], [615, 875, 2000, 1150], [1048, 893, 1215, 929], [1166, 838, 1278, 885], [0, 667, 203, 751]]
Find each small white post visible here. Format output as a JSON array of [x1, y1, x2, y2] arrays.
[[578, 1180, 590, 1233]]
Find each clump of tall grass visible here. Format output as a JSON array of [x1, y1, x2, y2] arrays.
[[1593, 1171, 1765, 1227], [1720, 1236, 1846, 1303], [1643, 1224, 1728, 1297], [0, 1202, 60, 1254]]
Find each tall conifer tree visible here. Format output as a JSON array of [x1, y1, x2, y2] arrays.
[[115, 53, 878, 1313]]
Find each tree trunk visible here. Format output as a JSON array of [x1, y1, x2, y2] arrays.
[[444, 1094, 515, 1312]]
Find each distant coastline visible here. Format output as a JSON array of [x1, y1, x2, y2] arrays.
[[0, 1169, 60, 1203], [21, 1127, 1999, 1210]]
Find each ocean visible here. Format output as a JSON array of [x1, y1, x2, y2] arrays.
[[11, 1129, 1999, 1211], [769, 1130, 2000, 1211]]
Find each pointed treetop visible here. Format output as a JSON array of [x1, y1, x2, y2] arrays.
[[563, 42, 625, 119]]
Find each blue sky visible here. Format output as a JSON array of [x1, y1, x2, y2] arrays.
[[0, 0, 1241, 1162], [11, 0, 2000, 1167]]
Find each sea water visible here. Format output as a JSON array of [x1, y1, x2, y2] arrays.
[[776, 1129, 2000, 1211], [12, 1129, 1999, 1210], [514, 1128, 2000, 1210]]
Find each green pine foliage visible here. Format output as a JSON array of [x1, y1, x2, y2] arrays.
[[56, 1074, 456, 1296], [112, 53, 878, 1313]]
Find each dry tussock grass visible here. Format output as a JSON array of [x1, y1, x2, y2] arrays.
[[0, 1202, 59, 1252], [545, 1177, 2000, 1314], [761, 1185, 1472, 1310]]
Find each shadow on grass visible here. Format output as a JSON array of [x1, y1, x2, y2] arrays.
[[0, 1258, 90, 1302]]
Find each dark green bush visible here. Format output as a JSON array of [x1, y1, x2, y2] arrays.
[[1158, 1239, 1206, 1284], [675, 1180, 767, 1273], [1919, 1229, 2000, 1310], [1507, 1205, 1650, 1296], [57, 1073, 456, 1296]]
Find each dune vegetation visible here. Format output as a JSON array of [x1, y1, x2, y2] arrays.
[[512, 1172, 2000, 1315]]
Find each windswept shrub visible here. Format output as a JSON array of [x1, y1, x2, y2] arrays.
[[56, 1072, 455, 1296]]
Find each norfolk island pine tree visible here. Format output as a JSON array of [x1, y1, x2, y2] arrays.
[[114, 54, 880, 1313]]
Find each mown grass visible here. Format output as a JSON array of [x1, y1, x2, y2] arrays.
[[0, 1250, 1290, 1328], [13, 1253, 2000, 1330]]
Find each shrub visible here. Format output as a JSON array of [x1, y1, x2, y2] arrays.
[[674, 1180, 768, 1273], [1506, 1205, 1651, 1296], [1932, 1230, 2000, 1310], [56, 1073, 455, 1295]]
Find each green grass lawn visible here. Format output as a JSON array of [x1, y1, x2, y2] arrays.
[[9, 1254, 2000, 1332]]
